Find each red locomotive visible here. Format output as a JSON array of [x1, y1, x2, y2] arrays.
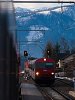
[[28, 58, 55, 83]]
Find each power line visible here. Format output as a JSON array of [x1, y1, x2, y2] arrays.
[[0, 1, 75, 3], [16, 29, 45, 31]]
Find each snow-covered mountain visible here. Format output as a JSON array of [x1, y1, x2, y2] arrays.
[[15, 5, 75, 58]]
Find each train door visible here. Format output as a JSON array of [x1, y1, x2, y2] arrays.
[[31, 63, 35, 79]]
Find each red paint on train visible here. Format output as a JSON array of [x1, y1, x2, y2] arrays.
[[28, 58, 55, 83]]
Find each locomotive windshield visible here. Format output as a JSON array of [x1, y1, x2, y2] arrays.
[[35, 62, 54, 68]]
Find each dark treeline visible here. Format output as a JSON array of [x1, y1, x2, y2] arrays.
[[43, 37, 75, 62]]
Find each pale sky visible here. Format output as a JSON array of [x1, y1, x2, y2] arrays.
[[13, 0, 75, 9]]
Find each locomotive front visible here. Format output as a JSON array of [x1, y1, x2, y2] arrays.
[[35, 58, 55, 83]]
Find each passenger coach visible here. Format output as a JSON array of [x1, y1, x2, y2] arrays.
[[29, 58, 55, 83]]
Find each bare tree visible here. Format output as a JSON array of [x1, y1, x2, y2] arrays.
[[59, 37, 70, 54], [70, 39, 75, 53], [53, 42, 60, 61]]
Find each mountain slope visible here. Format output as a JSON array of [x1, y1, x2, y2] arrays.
[[15, 4, 75, 58]]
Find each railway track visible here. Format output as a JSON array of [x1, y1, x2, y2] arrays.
[[22, 75, 75, 100], [51, 78, 75, 100], [56, 78, 74, 87], [50, 87, 73, 100], [36, 83, 72, 100], [37, 86, 54, 100], [35, 77, 75, 100]]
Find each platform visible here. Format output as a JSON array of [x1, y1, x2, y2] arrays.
[[21, 83, 45, 100]]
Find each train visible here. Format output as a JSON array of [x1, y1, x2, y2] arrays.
[[27, 58, 55, 83], [0, 1, 20, 100]]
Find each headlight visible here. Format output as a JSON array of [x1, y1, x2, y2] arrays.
[[21, 70, 24, 74], [36, 72, 39, 76], [51, 72, 54, 75]]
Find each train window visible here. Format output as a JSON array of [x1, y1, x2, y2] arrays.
[[29, 63, 35, 70], [35, 62, 54, 68], [29, 64, 32, 69], [45, 63, 54, 68], [46, 63, 53, 66], [29, 64, 31, 69]]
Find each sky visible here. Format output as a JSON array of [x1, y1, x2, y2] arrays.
[[13, 0, 74, 10]]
